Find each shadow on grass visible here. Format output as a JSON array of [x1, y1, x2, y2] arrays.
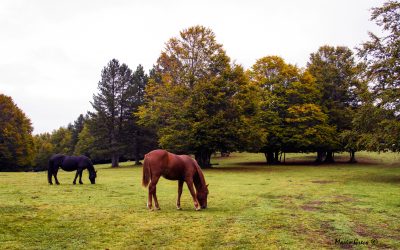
[[356, 175, 400, 184]]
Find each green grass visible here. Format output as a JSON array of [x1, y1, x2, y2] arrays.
[[1, 152, 400, 249]]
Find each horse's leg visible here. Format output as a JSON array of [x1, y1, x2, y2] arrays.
[[186, 179, 200, 211], [176, 180, 184, 210], [53, 168, 60, 185], [73, 170, 79, 185], [48, 166, 53, 185], [78, 169, 83, 184], [151, 175, 161, 210], [147, 185, 153, 210]]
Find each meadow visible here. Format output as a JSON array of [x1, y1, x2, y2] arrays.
[[1, 152, 399, 249]]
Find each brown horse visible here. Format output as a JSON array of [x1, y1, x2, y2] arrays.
[[142, 149, 209, 211]]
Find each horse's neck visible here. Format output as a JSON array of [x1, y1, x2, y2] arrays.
[[193, 166, 206, 190], [86, 164, 94, 172]]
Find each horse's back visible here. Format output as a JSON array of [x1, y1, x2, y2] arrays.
[[145, 150, 196, 180], [61, 155, 92, 171], [49, 154, 65, 166]]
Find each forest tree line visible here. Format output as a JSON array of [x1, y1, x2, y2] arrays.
[[1, 1, 399, 170]]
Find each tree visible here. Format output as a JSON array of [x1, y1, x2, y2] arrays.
[[89, 60, 154, 167], [358, 0, 400, 114], [307, 46, 363, 162], [68, 114, 86, 154], [50, 127, 73, 155], [74, 123, 95, 157], [248, 56, 334, 164], [124, 65, 158, 165], [89, 59, 134, 167], [357, 1, 400, 153], [138, 26, 253, 168], [33, 133, 54, 170], [0, 94, 35, 170]]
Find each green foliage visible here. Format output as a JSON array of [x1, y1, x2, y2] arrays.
[[50, 127, 73, 155], [90, 59, 154, 166], [69, 114, 86, 154], [307, 46, 364, 158], [356, 0, 400, 153], [33, 133, 54, 169], [139, 26, 254, 167], [358, 0, 400, 113], [248, 56, 335, 162], [73, 123, 95, 157], [0, 94, 35, 170]]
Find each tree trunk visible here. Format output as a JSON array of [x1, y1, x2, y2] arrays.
[[111, 153, 119, 167], [264, 150, 275, 165], [274, 150, 280, 164], [324, 151, 335, 163], [195, 151, 212, 168], [315, 150, 326, 163], [349, 151, 357, 163]]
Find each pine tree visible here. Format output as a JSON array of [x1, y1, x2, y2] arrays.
[[89, 59, 134, 167]]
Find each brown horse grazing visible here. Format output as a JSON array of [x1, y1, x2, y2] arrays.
[[142, 149, 209, 211]]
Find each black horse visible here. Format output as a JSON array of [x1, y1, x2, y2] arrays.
[[48, 154, 97, 185]]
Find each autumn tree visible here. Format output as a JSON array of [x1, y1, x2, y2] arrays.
[[248, 56, 334, 164], [138, 26, 254, 168], [0, 94, 35, 170]]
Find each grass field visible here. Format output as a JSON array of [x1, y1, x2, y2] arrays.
[[1, 152, 400, 249]]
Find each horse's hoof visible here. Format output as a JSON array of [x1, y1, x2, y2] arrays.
[[73, 182, 76, 185], [177, 207, 182, 210], [195, 207, 201, 211], [79, 183, 83, 185], [56, 183, 60, 185], [155, 207, 161, 210]]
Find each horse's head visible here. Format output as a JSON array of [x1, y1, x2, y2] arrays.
[[197, 184, 209, 209], [89, 170, 97, 184]]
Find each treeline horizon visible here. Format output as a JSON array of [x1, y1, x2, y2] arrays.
[[1, 1, 399, 170]]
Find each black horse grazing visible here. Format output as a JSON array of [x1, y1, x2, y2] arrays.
[[48, 154, 97, 185]]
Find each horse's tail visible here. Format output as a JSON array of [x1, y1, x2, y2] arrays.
[[48, 158, 53, 183], [142, 155, 151, 187]]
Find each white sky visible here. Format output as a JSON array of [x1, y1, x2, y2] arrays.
[[0, 0, 385, 134]]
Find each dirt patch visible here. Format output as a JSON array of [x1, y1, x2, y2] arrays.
[[300, 200, 324, 211], [301, 205, 319, 211], [311, 180, 336, 184], [353, 223, 379, 240], [333, 195, 356, 203]]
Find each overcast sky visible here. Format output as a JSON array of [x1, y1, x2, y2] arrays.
[[0, 0, 386, 134]]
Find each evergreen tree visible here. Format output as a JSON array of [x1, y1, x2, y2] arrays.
[[69, 114, 86, 154], [89, 59, 134, 167]]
